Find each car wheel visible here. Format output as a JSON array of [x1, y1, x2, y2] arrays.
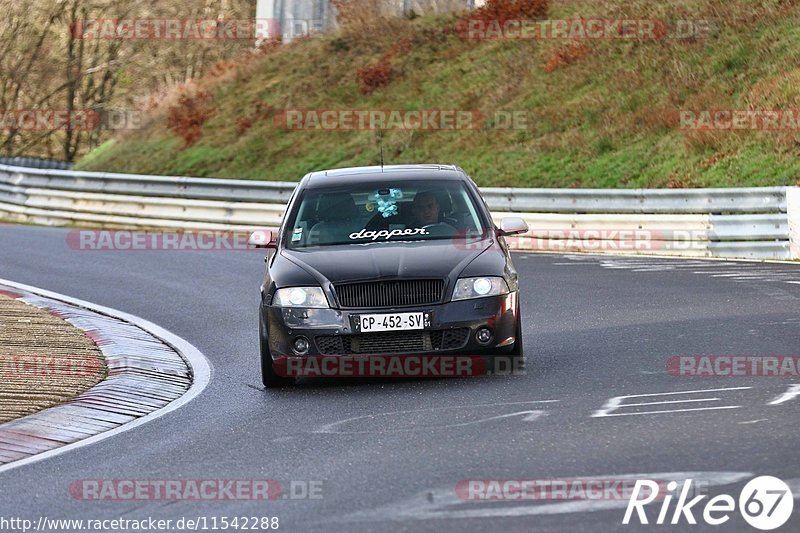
[[260, 315, 293, 388], [509, 307, 526, 371]]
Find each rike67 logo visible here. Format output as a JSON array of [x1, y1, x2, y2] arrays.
[[624, 476, 794, 530]]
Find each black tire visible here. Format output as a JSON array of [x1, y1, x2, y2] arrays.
[[509, 309, 526, 372], [260, 317, 293, 388], [493, 306, 525, 375]]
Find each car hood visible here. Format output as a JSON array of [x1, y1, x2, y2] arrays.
[[279, 239, 493, 285]]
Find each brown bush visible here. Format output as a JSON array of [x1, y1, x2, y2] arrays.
[[471, 0, 548, 24], [543, 41, 589, 73], [166, 90, 214, 147], [355, 38, 411, 95], [237, 116, 253, 135], [237, 101, 274, 134], [454, 0, 549, 39], [356, 62, 395, 94]]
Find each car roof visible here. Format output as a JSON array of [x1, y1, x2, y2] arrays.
[[303, 164, 467, 188]]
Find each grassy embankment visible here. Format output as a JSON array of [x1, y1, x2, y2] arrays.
[[77, 0, 800, 188]]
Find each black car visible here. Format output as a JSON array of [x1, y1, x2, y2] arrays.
[[251, 164, 529, 387]]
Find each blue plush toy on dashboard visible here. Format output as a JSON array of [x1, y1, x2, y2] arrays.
[[373, 188, 403, 218]]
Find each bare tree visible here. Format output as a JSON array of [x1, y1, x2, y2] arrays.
[[0, 0, 255, 161]]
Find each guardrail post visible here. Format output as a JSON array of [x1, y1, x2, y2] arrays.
[[788, 187, 800, 260]]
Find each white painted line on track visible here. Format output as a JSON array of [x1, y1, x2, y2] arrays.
[[334, 471, 754, 523], [541, 250, 800, 266], [594, 406, 741, 417], [314, 400, 558, 434], [603, 386, 751, 399], [785, 478, 800, 499], [768, 384, 800, 406], [621, 398, 722, 408], [592, 387, 751, 418], [0, 278, 212, 475]]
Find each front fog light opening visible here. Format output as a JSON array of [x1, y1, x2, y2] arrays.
[[475, 327, 493, 345], [293, 336, 310, 355]]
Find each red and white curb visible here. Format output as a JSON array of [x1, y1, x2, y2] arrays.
[[0, 278, 211, 474]]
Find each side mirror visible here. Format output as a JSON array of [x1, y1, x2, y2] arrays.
[[498, 217, 529, 236], [249, 229, 277, 249]]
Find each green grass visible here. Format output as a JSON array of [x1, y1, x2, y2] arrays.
[[76, 0, 800, 188]]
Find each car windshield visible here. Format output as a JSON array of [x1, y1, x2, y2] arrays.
[[285, 180, 486, 248]]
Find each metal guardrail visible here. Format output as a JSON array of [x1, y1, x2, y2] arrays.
[[0, 165, 788, 214], [0, 163, 797, 260], [0, 165, 295, 204], [0, 157, 72, 171], [481, 187, 787, 214]]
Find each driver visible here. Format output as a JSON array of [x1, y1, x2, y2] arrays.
[[410, 191, 443, 227]]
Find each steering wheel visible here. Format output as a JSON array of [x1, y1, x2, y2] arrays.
[[421, 222, 457, 237]]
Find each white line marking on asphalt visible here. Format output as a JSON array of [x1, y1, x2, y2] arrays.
[[314, 400, 558, 434], [566, 256, 800, 293], [785, 478, 800, 499], [595, 406, 741, 417], [738, 419, 768, 424], [334, 471, 753, 522], [768, 384, 800, 405], [520, 410, 546, 422], [592, 387, 750, 418], [0, 278, 212, 476], [621, 398, 720, 408], [446, 410, 547, 426]]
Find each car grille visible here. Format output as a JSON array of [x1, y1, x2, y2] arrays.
[[334, 279, 445, 309], [316, 328, 470, 355]]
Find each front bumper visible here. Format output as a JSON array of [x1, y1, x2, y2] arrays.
[[262, 291, 519, 359]]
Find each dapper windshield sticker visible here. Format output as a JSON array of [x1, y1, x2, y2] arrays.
[[349, 228, 429, 241], [372, 188, 403, 218], [291, 228, 303, 242]]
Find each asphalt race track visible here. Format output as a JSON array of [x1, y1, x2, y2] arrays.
[[1, 224, 799, 532]]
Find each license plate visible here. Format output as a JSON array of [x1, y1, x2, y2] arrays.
[[358, 312, 425, 333]]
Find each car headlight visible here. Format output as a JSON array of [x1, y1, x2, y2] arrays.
[[452, 277, 509, 301], [273, 287, 329, 308]]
